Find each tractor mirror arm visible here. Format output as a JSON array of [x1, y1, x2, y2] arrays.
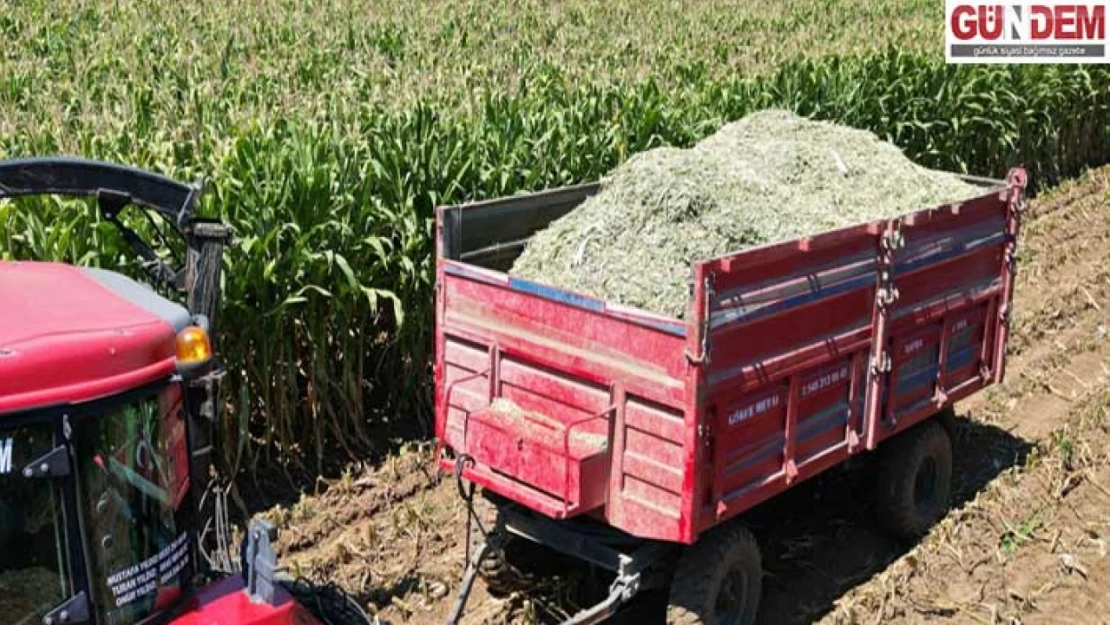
[[0, 157, 202, 227]]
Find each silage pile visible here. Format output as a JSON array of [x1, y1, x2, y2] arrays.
[[510, 110, 981, 318]]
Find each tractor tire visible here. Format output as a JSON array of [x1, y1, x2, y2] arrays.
[[666, 523, 762, 625], [875, 418, 953, 540], [468, 492, 539, 596]]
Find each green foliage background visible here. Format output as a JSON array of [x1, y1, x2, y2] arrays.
[[2, 0, 1108, 472]]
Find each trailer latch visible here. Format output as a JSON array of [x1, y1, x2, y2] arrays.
[[881, 229, 905, 251], [878, 286, 900, 307], [871, 352, 892, 376]]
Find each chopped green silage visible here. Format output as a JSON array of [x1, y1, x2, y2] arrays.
[[510, 110, 982, 319]]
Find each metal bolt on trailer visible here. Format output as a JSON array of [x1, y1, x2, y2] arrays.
[[435, 169, 1027, 624], [0, 158, 366, 625]]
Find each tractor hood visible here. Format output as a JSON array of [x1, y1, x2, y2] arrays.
[[0, 261, 191, 415]]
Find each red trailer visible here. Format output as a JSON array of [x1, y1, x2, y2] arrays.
[[437, 168, 1027, 624]]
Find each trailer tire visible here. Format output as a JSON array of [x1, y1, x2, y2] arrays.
[[469, 493, 538, 596], [666, 524, 762, 625], [935, 405, 958, 438], [875, 419, 953, 540]]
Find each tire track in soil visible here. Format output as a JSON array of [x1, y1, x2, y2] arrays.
[[272, 167, 1110, 625]]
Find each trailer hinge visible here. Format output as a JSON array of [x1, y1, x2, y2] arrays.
[[784, 459, 799, 484], [23, 445, 70, 479], [881, 229, 905, 251], [686, 274, 714, 366], [979, 363, 993, 381], [871, 352, 892, 376], [42, 591, 89, 625], [876, 239, 900, 309], [933, 387, 949, 407], [684, 347, 707, 366], [877, 286, 900, 307], [847, 429, 861, 453]]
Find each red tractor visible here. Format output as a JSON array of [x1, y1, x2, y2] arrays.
[[0, 159, 364, 625]]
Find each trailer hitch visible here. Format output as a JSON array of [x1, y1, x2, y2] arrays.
[[557, 568, 643, 625], [444, 539, 494, 625], [445, 453, 507, 625], [444, 534, 648, 625], [444, 502, 672, 625]]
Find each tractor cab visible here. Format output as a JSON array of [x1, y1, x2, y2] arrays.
[[0, 261, 205, 625], [0, 159, 355, 625]]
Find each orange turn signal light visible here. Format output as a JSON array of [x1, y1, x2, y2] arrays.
[[176, 326, 213, 365]]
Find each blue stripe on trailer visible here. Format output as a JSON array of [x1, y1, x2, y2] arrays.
[[711, 273, 874, 329], [725, 434, 785, 476], [797, 403, 849, 445], [894, 230, 1005, 275], [947, 346, 976, 371], [897, 365, 939, 394], [507, 276, 605, 312], [444, 263, 509, 285], [607, 312, 687, 336]]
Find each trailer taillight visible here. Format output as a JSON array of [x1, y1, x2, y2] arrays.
[[175, 325, 213, 375]]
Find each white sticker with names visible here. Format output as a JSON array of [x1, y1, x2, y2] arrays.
[[106, 532, 190, 608]]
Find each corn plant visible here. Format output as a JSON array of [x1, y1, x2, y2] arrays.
[[1, 0, 1108, 472]]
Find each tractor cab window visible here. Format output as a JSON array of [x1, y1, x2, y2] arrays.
[[76, 386, 194, 625], [0, 424, 71, 625]]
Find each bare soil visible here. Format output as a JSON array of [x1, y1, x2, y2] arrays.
[[265, 166, 1110, 624]]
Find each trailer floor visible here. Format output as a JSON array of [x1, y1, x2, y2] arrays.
[[266, 165, 1110, 625]]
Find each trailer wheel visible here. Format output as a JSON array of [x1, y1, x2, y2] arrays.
[[469, 493, 539, 596], [934, 405, 958, 437], [875, 419, 953, 540], [666, 524, 762, 625]]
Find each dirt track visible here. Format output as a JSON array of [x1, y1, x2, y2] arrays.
[[268, 166, 1110, 624]]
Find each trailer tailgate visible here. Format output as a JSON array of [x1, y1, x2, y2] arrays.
[[435, 260, 696, 540]]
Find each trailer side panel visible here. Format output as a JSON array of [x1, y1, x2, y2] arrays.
[[695, 184, 1021, 532]]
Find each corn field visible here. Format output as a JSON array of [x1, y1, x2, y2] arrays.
[[2, 0, 1109, 474]]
